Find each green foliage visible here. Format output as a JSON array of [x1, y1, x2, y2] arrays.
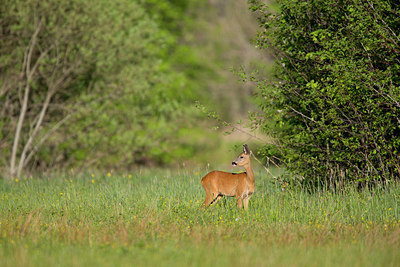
[[0, 0, 215, 174], [249, 0, 400, 183]]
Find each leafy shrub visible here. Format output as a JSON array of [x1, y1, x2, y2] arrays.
[[249, 0, 400, 183]]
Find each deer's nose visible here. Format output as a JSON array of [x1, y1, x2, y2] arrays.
[[232, 162, 237, 166]]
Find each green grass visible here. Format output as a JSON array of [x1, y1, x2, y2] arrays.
[[1, 169, 400, 266]]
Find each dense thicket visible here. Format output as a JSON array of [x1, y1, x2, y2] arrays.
[[0, 0, 212, 177], [250, 0, 400, 183]]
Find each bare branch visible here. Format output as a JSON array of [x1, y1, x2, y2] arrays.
[[10, 22, 42, 178], [17, 88, 55, 177], [24, 113, 74, 168]]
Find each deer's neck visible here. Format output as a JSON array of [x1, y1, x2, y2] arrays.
[[243, 163, 255, 184]]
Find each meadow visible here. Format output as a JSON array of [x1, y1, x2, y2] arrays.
[[1, 168, 400, 267]]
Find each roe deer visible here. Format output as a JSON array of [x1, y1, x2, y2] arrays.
[[201, 144, 255, 210]]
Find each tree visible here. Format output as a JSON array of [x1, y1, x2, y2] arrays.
[[249, 0, 400, 184], [1, 0, 105, 177], [0, 0, 208, 177]]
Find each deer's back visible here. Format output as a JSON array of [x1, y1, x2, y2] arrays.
[[201, 171, 248, 196]]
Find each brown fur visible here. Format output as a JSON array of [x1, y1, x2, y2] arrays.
[[201, 145, 255, 210]]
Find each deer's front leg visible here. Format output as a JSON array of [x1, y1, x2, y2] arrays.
[[237, 197, 243, 209], [243, 197, 250, 210]]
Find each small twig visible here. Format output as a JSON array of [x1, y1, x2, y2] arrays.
[[250, 151, 277, 179]]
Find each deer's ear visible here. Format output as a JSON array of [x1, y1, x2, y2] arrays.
[[243, 144, 250, 155]]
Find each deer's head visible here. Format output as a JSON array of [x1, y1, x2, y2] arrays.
[[232, 144, 250, 167]]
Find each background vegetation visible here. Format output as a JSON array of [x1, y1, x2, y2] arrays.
[[1, 0, 264, 179], [249, 0, 400, 184], [1, 1, 400, 265], [2, 0, 398, 185]]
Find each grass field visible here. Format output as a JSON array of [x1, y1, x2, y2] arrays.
[[1, 168, 399, 266]]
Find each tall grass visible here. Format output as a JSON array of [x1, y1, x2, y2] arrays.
[[1, 169, 399, 266]]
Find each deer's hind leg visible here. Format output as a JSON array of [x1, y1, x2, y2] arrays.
[[202, 194, 213, 207], [201, 180, 215, 207], [210, 194, 222, 206], [202, 192, 222, 208], [202, 189, 213, 207]]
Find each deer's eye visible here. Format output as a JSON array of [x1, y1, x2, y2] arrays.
[[240, 156, 244, 159]]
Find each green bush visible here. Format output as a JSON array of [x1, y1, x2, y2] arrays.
[[249, 0, 400, 183], [0, 0, 212, 176]]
